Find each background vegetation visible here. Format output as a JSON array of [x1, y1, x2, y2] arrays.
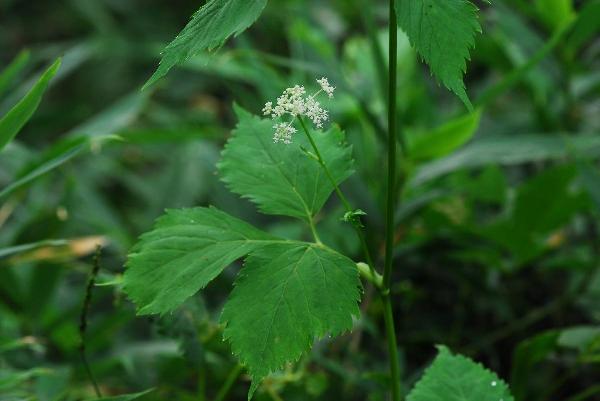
[[1, 0, 599, 400]]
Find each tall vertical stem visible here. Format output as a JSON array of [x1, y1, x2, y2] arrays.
[[385, 0, 398, 288], [383, 0, 402, 400], [383, 295, 401, 399]]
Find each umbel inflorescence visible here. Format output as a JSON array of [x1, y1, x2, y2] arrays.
[[263, 77, 335, 144]]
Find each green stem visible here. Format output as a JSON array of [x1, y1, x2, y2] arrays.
[[214, 364, 243, 401], [382, 294, 401, 399], [357, 262, 383, 288], [384, 3, 398, 290], [298, 118, 351, 210], [383, 1, 402, 400], [79, 245, 103, 398], [307, 214, 322, 244], [297, 118, 377, 274]]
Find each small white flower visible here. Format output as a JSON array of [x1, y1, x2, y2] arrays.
[[305, 97, 328, 128], [273, 104, 285, 118], [273, 123, 296, 144], [262, 101, 273, 116], [317, 77, 335, 98], [263, 77, 335, 144]]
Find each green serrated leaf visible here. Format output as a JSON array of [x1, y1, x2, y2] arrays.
[[143, 0, 268, 90], [396, 0, 480, 109], [220, 242, 361, 398], [124, 206, 362, 399], [124, 207, 280, 315], [0, 58, 61, 152], [218, 106, 354, 221], [407, 345, 514, 401]]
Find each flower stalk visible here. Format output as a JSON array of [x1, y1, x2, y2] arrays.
[[264, 78, 377, 276], [297, 118, 377, 274]]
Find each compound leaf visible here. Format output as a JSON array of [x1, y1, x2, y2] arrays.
[[221, 243, 361, 398], [124, 207, 280, 315], [407, 346, 514, 401], [124, 206, 362, 400], [396, 0, 480, 109], [219, 106, 354, 221], [143, 0, 268, 89]]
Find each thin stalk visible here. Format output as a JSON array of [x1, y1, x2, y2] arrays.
[[307, 214, 322, 244], [79, 245, 102, 398], [297, 118, 376, 273], [382, 295, 401, 399], [357, 262, 383, 289], [383, 1, 402, 400], [298, 118, 351, 210]]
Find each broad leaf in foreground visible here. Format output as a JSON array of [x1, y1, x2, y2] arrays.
[[143, 0, 268, 89], [0, 58, 61, 152], [396, 0, 480, 109], [124, 207, 279, 315], [124, 206, 362, 399], [407, 346, 514, 401], [219, 107, 354, 221], [221, 243, 361, 397]]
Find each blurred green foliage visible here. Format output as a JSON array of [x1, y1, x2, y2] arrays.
[[1, 0, 599, 400]]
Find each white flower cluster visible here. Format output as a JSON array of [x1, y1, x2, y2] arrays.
[[263, 77, 335, 144], [317, 77, 335, 98], [272, 122, 296, 144]]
